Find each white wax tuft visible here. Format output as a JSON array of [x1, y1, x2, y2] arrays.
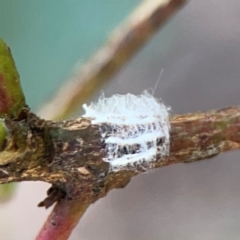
[[83, 91, 170, 172]]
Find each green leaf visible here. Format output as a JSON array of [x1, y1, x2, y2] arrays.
[[0, 38, 26, 118]]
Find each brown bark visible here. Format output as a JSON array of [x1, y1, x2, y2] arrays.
[[0, 106, 239, 208]]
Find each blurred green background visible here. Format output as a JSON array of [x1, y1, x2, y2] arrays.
[[0, 0, 140, 111]]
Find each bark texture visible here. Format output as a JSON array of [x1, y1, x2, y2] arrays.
[[0, 106, 239, 207]]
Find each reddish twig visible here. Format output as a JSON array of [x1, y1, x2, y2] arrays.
[[36, 200, 90, 240]]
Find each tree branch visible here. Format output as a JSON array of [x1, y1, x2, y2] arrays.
[[0, 99, 239, 239], [34, 105, 240, 239], [0, 106, 239, 202], [38, 0, 187, 120]]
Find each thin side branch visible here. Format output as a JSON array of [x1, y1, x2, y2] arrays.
[[36, 200, 90, 240], [38, 0, 187, 120]]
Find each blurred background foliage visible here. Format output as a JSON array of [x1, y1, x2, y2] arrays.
[[0, 0, 141, 111]]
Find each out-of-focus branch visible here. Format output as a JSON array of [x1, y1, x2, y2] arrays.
[[38, 0, 187, 120]]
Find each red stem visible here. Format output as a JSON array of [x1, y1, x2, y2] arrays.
[[36, 200, 89, 240]]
